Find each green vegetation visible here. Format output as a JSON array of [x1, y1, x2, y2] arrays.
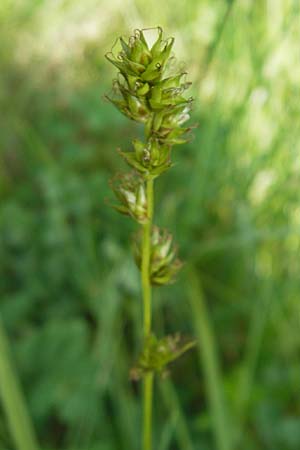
[[1, 1, 300, 450]]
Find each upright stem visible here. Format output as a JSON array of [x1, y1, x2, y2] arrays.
[[0, 317, 39, 450], [141, 177, 154, 450], [142, 178, 154, 337]]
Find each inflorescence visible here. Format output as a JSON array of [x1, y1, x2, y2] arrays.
[[106, 27, 195, 378]]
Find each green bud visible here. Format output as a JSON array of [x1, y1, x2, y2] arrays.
[[120, 37, 131, 57], [163, 104, 192, 127], [118, 150, 148, 174], [152, 110, 164, 131], [134, 227, 183, 285], [136, 81, 150, 96], [150, 28, 174, 62], [149, 85, 162, 110], [108, 84, 150, 122], [130, 30, 152, 66], [120, 139, 171, 178], [105, 52, 143, 76], [132, 139, 146, 162], [109, 172, 148, 224], [130, 333, 195, 379], [140, 59, 163, 82], [126, 94, 150, 122], [121, 73, 141, 91], [145, 139, 170, 169], [160, 72, 187, 89], [125, 57, 145, 75], [150, 27, 163, 57]]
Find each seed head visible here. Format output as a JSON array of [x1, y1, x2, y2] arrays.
[[106, 27, 194, 178]]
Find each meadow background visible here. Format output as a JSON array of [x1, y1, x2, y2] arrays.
[[1, 0, 300, 449]]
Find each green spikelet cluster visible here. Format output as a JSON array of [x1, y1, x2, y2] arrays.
[[106, 26, 194, 375], [130, 334, 195, 380], [106, 27, 194, 179], [133, 227, 183, 286]]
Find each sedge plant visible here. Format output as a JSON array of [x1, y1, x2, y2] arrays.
[[106, 27, 195, 450]]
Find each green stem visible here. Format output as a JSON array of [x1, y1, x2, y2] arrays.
[[0, 317, 39, 450], [143, 372, 154, 450], [141, 178, 154, 450], [142, 179, 154, 337]]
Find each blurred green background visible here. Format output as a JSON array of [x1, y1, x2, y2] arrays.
[[1, 0, 300, 449]]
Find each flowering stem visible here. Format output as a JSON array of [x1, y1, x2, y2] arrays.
[[106, 27, 194, 450], [142, 178, 154, 337], [141, 177, 154, 450]]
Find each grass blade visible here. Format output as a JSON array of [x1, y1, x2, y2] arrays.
[[234, 285, 272, 446], [159, 379, 194, 450], [187, 266, 232, 450], [0, 317, 39, 450]]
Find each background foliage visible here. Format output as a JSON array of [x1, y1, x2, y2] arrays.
[[1, 1, 300, 449]]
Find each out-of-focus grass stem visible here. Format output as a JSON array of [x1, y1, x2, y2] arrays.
[[234, 289, 271, 447], [187, 267, 232, 450], [159, 379, 194, 450], [0, 317, 39, 450]]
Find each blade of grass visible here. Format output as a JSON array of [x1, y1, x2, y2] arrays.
[[0, 317, 39, 450], [187, 266, 232, 450], [194, 0, 236, 87], [158, 406, 178, 450], [190, 225, 300, 260], [109, 379, 139, 450], [159, 379, 194, 450], [234, 284, 272, 447]]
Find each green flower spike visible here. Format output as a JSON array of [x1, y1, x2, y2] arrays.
[[109, 172, 148, 224], [106, 27, 194, 178], [106, 28, 195, 450]]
